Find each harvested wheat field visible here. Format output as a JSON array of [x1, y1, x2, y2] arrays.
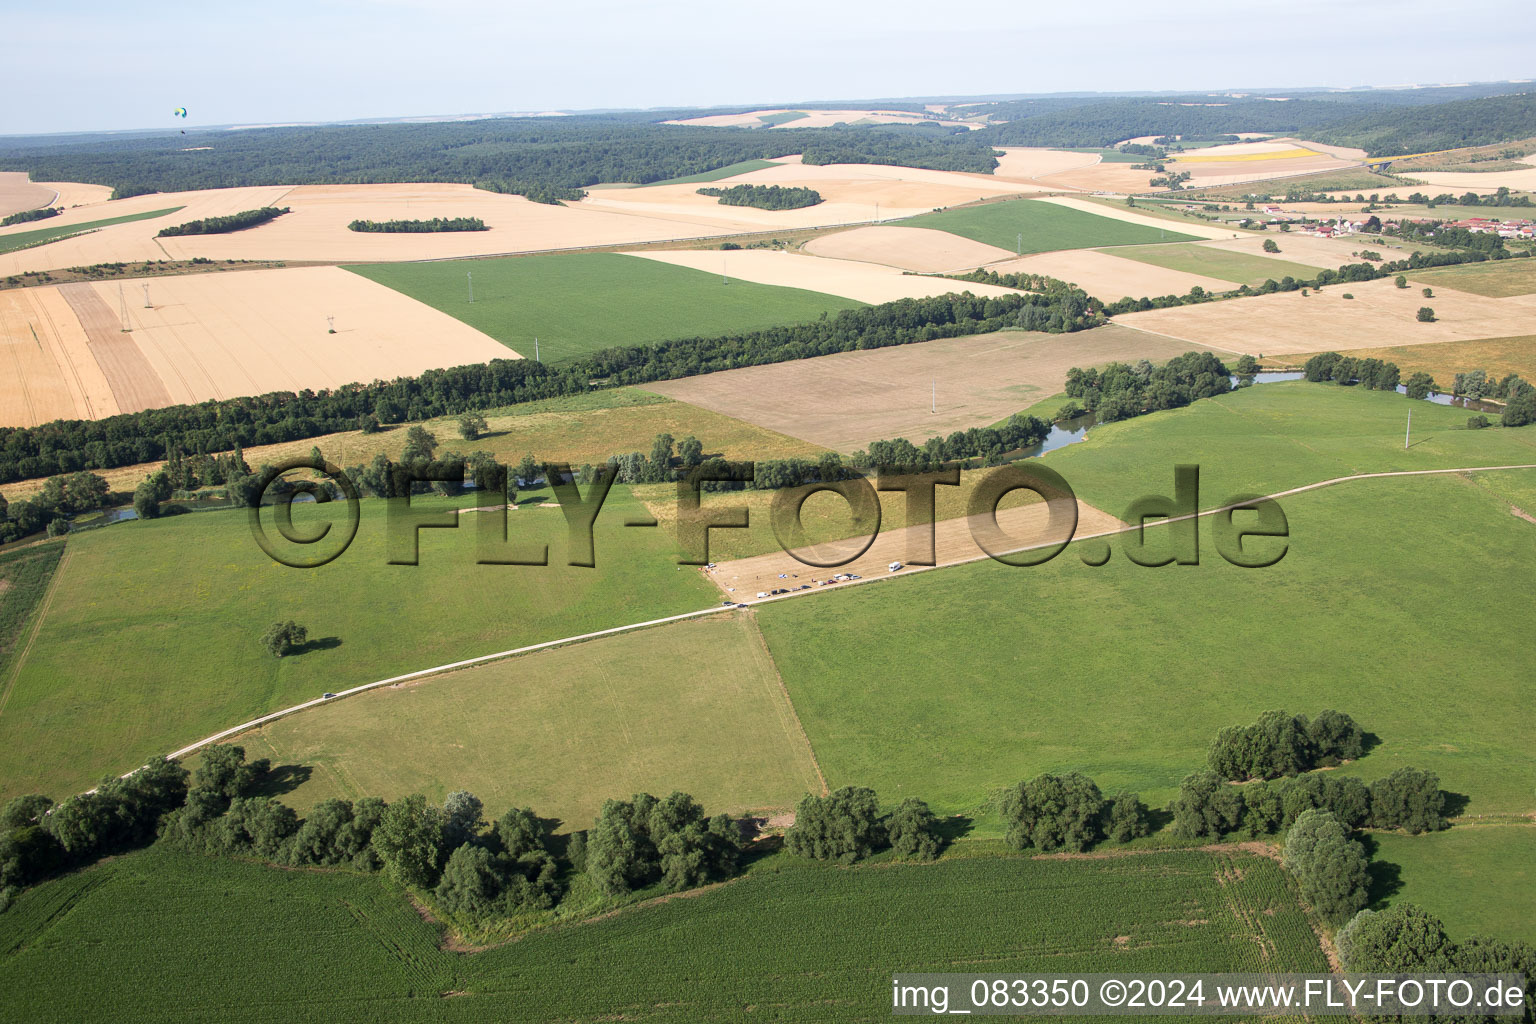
[[989, 147, 1106, 184], [983, 249, 1235, 301], [0, 181, 792, 273], [1167, 139, 1358, 187], [1032, 197, 1246, 242], [706, 497, 1123, 602], [1397, 168, 1536, 193], [1115, 276, 1536, 356], [0, 266, 511, 427], [725, 160, 1034, 203], [0, 185, 290, 276], [1033, 160, 1161, 194], [642, 324, 1195, 452], [0, 286, 118, 425], [0, 172, 53, 218], [40, 181, 114, 209], [1199, 233, 1388, 269], [581, 178, 982, 230], [625, 249, 1018, 304], [802, 226, 1014, 272]]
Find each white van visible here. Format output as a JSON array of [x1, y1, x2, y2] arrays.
[[756, 591, 769, 599], [888, 562, 904, 572]]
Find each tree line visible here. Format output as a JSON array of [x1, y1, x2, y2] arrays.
[[1303, 352, 1536, 427], [696, 184, 822, 210], [0, 207, 60, 227], [1064, 351, 1233, 423], [156, 207, 289, 237], [0, 291, 1091, 487], [346, 216, 488, 233]]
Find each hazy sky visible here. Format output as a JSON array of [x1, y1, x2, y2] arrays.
[[3, 0, 1533, 135]]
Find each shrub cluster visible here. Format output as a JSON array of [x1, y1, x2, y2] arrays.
[[347, 217, 488, 233], [1, 207, 61, 227], [696, 184, 822, 210], [1207, 709, 1364, 781], [784, 787, 945, 863], [999, 773, 1150, 852], [1172, 765, 1446, 840]]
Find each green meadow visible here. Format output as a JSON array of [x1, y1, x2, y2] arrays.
[[347, 252, 862, 362], [239, 613, 823, 827], [1369, 825, 1536, 945], [756, 471, 1536, 821], [1041, 381, 1536, 518], [0, 487, 717, 803], [0, 845, 1322, 1023], [1409, 257, 1536, 298], [900, 198, 1199, 254]]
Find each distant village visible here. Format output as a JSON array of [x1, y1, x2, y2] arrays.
[[1257, 205, 1536, 240]]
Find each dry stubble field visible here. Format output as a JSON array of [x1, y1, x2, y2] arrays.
[[0, 266, 511, 426], [801, 225, 1014, 272], [984, 249, 1235, 300], [1116, 276, 1536, 355], [641, 324, 1195, 452], [626, 248, 1019, 303]]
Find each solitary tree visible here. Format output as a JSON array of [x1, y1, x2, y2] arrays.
[[371, 794, 449, 889], [1262, 238, 1280, 253], [1416, 306, 1436, 322], [887, 797, 943, 860], [1404, 372, 1437, 401], [260, 620, 308, 657], [1394, 275, 1409, 289], [1282, 809, 1369, 926], [1000, 773, 1106, 852], [786, 787, 885, 863], [1422, 287, 1434, 298], [457, 413, 488, 441], [402, 426, 439, 462]]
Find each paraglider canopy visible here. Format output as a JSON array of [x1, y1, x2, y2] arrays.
[[173, 107, 187, 119]]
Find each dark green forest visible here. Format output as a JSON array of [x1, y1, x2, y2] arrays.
[[0, 119, 996, 196]]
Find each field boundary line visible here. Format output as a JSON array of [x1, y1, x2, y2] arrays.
[[743, 612, 829, 798], [0, 543, 71, 721], [142, 462, 1536, 782]]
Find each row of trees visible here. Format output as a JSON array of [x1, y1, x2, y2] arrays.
[[0, 469, 115, 543], [0, 291, 1075, 486], [1, 742, 750, 927], [696, 184, 823, 209], [0, 207, 60, 227], [849, 413, 1052, 471], [784, 787, 945, 863], [1000, 773, 1150, 853], [346, 217, 488, 232], [1063, 351, 1232, 423], [156, 207, 289, 237], [1207, 709, 1365, 781], [1173, 765, 1447, 840]]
